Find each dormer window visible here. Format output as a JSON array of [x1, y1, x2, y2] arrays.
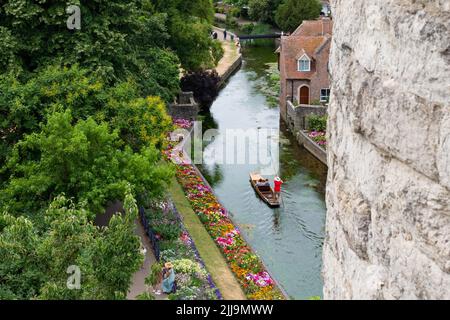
[[298, 54, 311, 72]]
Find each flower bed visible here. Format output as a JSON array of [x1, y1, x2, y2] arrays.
[[308, 131, 327, 149], [173, 119, 194, 129], [165, 120, 285, 300], [306, 114, 327, 150], [143, 200, 221, 300]]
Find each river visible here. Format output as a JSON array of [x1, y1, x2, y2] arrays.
[[199, 44, 327, 299]]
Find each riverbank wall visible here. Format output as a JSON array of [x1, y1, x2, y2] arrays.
[[285, 100, 328, 166], [218, 55, 242, 88], [213, 26, 243, 88]]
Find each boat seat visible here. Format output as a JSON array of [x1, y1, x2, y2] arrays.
[[258, 186, 272, 192]]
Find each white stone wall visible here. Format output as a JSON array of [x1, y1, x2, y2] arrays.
[[323, 0, 450, 299]]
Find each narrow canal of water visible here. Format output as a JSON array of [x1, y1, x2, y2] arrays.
[[199, 45, 327, 299]]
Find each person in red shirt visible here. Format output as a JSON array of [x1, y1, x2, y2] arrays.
[[274, 176, 284, 200]]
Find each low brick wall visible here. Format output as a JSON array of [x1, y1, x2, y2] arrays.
[[297, 130, 327, 166]]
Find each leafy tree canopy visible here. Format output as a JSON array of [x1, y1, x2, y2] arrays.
[[0, 0, 217, 77], [0, 190, 142, 300], [248, 0, 283, 25], [275, 0, 322, 32], [0, 65, 174, 169], [1, 110, 174, 216]]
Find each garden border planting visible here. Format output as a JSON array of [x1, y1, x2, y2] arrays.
[[164, 122, 287, 300], [140, 199, 222, 300]]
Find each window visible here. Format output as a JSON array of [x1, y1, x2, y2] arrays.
[[298, 55, 311, 72], [320, 88, 331, 102]]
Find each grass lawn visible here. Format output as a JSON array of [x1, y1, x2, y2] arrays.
[[168, 177, 246, 300]]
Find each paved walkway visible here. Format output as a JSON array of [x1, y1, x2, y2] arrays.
[[169, 178, 246, 300], [213, 27, 241, 78], [127, 220, 167, 300]]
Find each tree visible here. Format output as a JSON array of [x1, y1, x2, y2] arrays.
[[248, 0, 283, 24], [275, 0, 322, 32], [1, 110, 174, 216], [153, 0, 218, 70], [0, 1, 184, 97], [0, 65, 175, 173], [180, 70, 221, 109], [0, 191, 143, 300], [106, 94, 174, 152]]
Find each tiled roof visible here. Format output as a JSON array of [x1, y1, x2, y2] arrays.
[[281, 35, 330, 79], [292, 18, 333, 36], [279, 18, 333, 80]]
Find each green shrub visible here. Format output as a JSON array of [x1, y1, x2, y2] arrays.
[[212, 41, 225, 65], [229, 7, 241, 18], [153, 224, 181, 241], [146, 263, 162, 287], [136, 292, 156, 300], [307, 114, 328, 132], [240, 23, 255, 35], [226, 16, 239, 28], [160, 249, 177, 262]]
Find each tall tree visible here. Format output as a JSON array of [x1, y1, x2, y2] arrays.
[[0, 1, 181, 96], [153, 0, 219, 70], [275, 0, 322, 32], [0, 65, 175, 170], [1, 110, 173, 216], [248, 0, 283, 24], [0, 191, 142, 300]]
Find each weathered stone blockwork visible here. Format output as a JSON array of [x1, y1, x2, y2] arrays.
[[323, 0, 450, 299], [168, 92, 200, 121], [286, 101, 327, 133]]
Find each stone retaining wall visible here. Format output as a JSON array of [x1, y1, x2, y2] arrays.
[[286, 100, 327, 133], [297, 130, 327, 166], [218, 55, 242, 88], [168, 92, 200, 121], [285, 100, 328, 166]]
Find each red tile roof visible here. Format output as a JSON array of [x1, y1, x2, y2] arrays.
[[292, 18, 333, 36], [280, 35, 330, 79], [279, 18, 333, 80]]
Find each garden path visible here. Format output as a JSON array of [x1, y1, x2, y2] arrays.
[[127, 221, 167, 300], [213, 27, 241, 78]]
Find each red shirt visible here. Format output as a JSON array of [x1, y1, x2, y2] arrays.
[[274, 180, 283, 192]]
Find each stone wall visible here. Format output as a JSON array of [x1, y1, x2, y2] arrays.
[[285, 101, 328, 165], [286, 100, 327, 133], [323, 0, 450, 299], [217, 53, 242, 88], [297, 130, 327, 166], [168, 92, 200, 121]]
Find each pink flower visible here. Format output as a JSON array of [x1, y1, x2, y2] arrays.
[[246, 272, 274, 287], [173, 119, 193, 129]]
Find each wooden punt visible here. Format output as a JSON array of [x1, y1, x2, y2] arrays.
[[249, 173, 281, 208]]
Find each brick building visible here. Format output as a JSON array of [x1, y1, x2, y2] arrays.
[[278, 17, 333, 122]]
